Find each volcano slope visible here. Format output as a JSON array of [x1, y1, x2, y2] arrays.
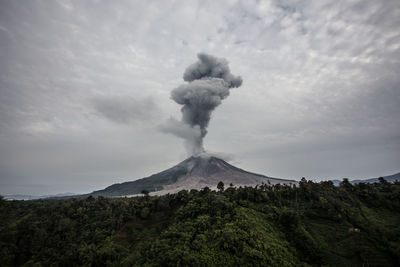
[[89, 155, 296, 197]]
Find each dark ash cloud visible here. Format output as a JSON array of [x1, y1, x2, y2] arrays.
[[183, 53, 243, 88], [162, 53, 242, 155]]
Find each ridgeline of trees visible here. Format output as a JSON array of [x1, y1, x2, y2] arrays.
[[1, 179, 400, 266]]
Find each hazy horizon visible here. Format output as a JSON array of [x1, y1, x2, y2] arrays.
[[1, 156, 398, 196], [1, 0, 399, 195]]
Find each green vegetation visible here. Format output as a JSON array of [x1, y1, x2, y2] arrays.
[[1, 179, 400, 266]]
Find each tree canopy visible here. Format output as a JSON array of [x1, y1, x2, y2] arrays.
[[1, 179, 399, 266]]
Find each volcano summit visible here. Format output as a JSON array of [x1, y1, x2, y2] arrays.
[[89, 154, 297, 197]]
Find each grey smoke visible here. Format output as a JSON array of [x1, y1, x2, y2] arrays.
[[160, 118, 203, 155], [93, 96, 157, 124], [183, 53, 243, 87], [162, 53, 242, 155]]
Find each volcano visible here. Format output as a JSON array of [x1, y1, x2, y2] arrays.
[[89, 154, 297, 197]]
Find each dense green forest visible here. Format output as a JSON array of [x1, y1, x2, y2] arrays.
[[1, 179, 400, 266]]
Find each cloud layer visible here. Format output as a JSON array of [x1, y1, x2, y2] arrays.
[[0, 0, 399, 195]]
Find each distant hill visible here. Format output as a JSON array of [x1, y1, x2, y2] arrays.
[[331, 172, 400, 186], [88, 154, 296, 197], [2, 192, 77, 201]]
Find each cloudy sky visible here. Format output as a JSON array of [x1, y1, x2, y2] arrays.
[[1, 0, 399, 195]]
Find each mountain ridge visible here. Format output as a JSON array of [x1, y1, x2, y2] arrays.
[[89, 155, 296, 197], [330, 172, 400, 186], [42, 156, 399, 199]]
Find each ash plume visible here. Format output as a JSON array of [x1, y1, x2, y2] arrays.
[[161, 53, 242, 156]]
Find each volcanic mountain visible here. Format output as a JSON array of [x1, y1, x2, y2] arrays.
[[89, 154, 297, 197]]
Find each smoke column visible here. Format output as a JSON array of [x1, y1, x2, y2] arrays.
[[161, 53, 242, 155]]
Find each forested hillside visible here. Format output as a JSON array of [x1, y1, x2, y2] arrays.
[[1, 179, 399, 266]]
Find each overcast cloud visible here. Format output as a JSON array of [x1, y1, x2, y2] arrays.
[[0, 0, 399, 195]]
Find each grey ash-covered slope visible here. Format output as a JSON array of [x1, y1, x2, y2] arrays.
[[89, 155, 296, 197]]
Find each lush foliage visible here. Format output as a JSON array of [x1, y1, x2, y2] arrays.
[[1, 179, 400, 266]]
